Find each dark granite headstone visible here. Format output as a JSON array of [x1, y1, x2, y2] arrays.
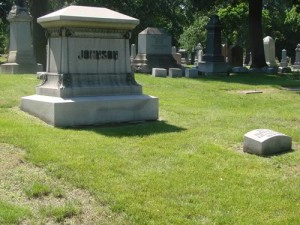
[[229, 45, 243, 67]]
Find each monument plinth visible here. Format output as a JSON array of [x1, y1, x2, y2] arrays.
[[0, 1, 42, 74], [21, 6, 158, 127]]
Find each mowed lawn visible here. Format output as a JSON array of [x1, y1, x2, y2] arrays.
[[0, 72, 300, 224]]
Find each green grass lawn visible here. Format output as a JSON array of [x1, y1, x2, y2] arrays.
[[0, 73, 300, 224]]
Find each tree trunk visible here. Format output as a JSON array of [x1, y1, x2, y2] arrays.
[[30, 0, 48, 70], [249, 0, 267, 68]]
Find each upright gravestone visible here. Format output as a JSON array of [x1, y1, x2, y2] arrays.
[[172, 46, 181, 65], [280, 49, 288, 67], [198, 15, 228, 76], [20, 6, 158, 127], [178, 48, 189, 65], [229, 45, 243, 67], [132, 27, 180, 73], [263, 36, 277, 67], [0, 0, 42, 74], [278, 49, 291, 73], [293, 44, 300, 70], [195, 43, 203, 63], [222, 43, 229, 62]]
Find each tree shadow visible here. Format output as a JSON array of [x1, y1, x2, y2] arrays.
[[193, 72, 300, 88], [72, 120, 186, 137]]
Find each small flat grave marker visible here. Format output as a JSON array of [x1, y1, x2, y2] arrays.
[[239, 90, 263, 94], [243, 129, 292, 156]]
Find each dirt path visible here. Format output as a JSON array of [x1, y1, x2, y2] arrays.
[[0, 144, 129, 225]]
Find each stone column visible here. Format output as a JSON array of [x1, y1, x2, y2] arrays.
[[263, 36, 277, 67], [293, 44, 300, 70], [130, 44, 136, 62]]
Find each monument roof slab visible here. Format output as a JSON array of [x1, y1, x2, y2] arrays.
[[38, 6, 139, 29]]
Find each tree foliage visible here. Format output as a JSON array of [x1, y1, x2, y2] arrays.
[[0, 0, 299, 65], [179, 14, 209, 53]]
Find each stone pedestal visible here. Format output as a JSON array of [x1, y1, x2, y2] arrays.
[[20, 6, 158, 127], [132, 28, 180, 73], [198, 15, 228, 76], [0, 3, 42, 74]]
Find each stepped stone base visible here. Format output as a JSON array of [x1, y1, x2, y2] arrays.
[[198, 61, 229, 76], [0, 63, 43, 74], [21, 94, 159, 127]]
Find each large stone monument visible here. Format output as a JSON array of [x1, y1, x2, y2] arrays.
[[21, 6, 158, 127], [263, 36, 277, 67], [132, 27, 180, 73], [0, 0, 42, 74], [198, 15, 229, 76]]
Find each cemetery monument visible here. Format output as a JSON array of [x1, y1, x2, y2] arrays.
[[21, 6, 158, 127], [0, 0, 42, 74], [132, 27, 180, 73], [198, 15, 229, 76]]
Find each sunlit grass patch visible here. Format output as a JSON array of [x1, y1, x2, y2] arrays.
[[0, 201, 31, 225], [40, 202, 82, 223]]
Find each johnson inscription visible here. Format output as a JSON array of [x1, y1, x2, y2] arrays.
[[78, 50, 119, 60]]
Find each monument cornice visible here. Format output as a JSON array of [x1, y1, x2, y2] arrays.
[[46, 27, 131, 39]]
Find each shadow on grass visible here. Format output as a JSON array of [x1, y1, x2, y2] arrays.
[[73, 120, 186, 137], [193, 72, 300, 88]]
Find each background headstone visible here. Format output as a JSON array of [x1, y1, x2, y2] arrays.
[[130, 44, 136, 62], [168, 68, 182, 78], [195, 43, 203, 63], [293, 44, 300, 70], [280, 49, 288, 67], [243, 129, 292, 156], [263, 36, 277, 67], [132, 27, 180, 73], [229, 45, 243, 67], [172, 46, 181, 65], [178, 48, 189, 65], [0, 1, 42, 74], [222, 43, 229, 62], [152, 68, 167, 77]]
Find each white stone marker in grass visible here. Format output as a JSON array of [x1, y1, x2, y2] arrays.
[[243, 129, 292, 156]]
